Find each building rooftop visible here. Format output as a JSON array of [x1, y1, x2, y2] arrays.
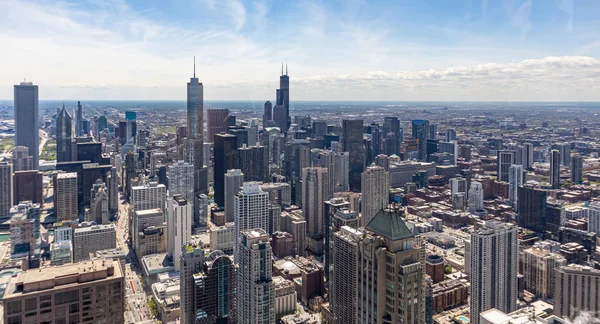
[[56, 172, 77, 179], [366, 208, 414, 241], [74, 223, 116, 234]]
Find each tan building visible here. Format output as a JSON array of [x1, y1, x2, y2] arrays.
[[2, 259, 125, 324], [522, 247, 566, 299], [554, 264, 600, 319], [360, 165, 389, 227], [54, 172, 78, 221]]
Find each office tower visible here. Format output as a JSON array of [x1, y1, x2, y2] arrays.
[[207, 108, 230, 142], [522, 247, 566, 299], [508, 164, 524, 210], [214, 133, 238, 207], [107, 167, 118, 215], [10, 201, 40, 239], [357, 209, 425, 323], [429, 123, 437, 139], [468, 181, 484, 213], [234, 183, 270, 262], [313, 119, 327, 138], [90, 180, 109, 224], [383, 117, 401, 155], [76, 100, 84, 136], [360, 166, 389, 227], [276, 63, 290, 130], [72, 224, 117, 262], [56, 104, 73, 162], [272, 104, 287, 132], [550, 149, 561, 189], [283, 139, 310, 181], [263, 101, 273, 128], [331, 226, 362, 324], [168, 160, 194, 203], [469, 221, 518, 324], [302, 167, 330, 255], [334, 152, 350, 192], [125, 111, 136, 143], [522, 142, 534, 169], [2, 259, 124, 324], [310, 149, 336, 199], [445, 128, 457, 142], [194, 251, 236, 323], [496, 150, 515, 182], [130, 181, 166, 212], [0, 163, 12, 217], [342, 119, 365, 192], [180, 243, 206, 324], [236, 229, 275, 324], [518, 186, 547, 232], [10, 211, 36, 254], [228, 126, 249, 148], [14, 81, 39, 169], [224, 169, 244, 223], [168, 195, 192, 270], [238, 145, 267, 182], [411, 119, 429, 162], [97, 115, 107, 132], [449, 177, 467, 197], [11, 146, 33, 171], [186, 60, 208, 225], [554, 265, 600, 319], [132, 208, 164, 256], [375, 154, 390, 171], [124, 151, 135, 197], [571, 154, 583, 183], [324, 198, 357, 281], [552, 142, 571, 167], [54, 172, 78, 221], [12, 170, 43, 205]]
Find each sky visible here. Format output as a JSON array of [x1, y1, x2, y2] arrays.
[[1, 0, 599, 101]]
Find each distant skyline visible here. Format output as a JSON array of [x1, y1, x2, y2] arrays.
[[1, 0, 599, 101]]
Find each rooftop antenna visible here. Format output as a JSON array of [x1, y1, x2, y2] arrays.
[[281, 62, 284, 76], [286, 62, 288, 75], [193, 56, 196, 78]]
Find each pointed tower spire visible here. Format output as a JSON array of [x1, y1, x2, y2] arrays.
[[193, 56, 196, 78], [281, 62, 284, 76], [286, 62, 288, 75], [62, 102, 65, 110]]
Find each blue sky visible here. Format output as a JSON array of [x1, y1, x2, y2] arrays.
[[0, 0, 599, 101]]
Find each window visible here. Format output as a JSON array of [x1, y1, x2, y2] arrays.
[[69, 303, 79, 314], [56, 290, 80, 305], [24, 298, 36, 312], [6, 300, 22, 315]]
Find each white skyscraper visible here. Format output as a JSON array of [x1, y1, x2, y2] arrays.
[[302, 167, 330, 255], [0, 162, 13, 217], [360, 165, 389, 227], [234, 182, 270, 262], [236, 229, 275, 324], [468, 181, 484, 213], [450, 177, 468, 197], [168, 160, 194, 203], [224, 169, 244, 223], [130, 181, 167, 212], [470, 221, 518, 324], [509, 164, 524, 210], [168, 195, 192, 270]]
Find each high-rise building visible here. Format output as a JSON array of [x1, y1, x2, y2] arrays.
[[523, 142, 534, 169], [331, 226, 362, 324], [324, 198, 358, 283], [10, 211, 37, 254], [234, 182, 270, 262], [168, 195, 192, 270], [11, 146, 33, 171], [412, 119, 429, 162], [54, 172, 78, 221], [180, 243, 205, 324], [429, 123, 438, 140], [2, 259, 124, 324], [76, 100, 84, 137], [130, 181, 166, 213], [357, 209, 426, 323], [551, 142, 571, 167], [342, 119, 365, 192], [383, 117, 401, 155], [214, 133, 238, 207], [186, 59, 208, 224], [522, 247, 566, 299], [13, 170, 43, 205], [224, 169, 244, 223], [550, 149, 561, 189], [496, 150, 515, 182], [360, 166, 389, 227], [56, 104, 73, 162], [310, 149, 336, 199], [236, 229, 275, 324], [167, 160, 194, 203], [125, 111, 136, 143], [263, 101, 273, 129], [276, 64, 290, 130], [207, 108, 230, 143], [132, 208, 164, 258], [0, 162, 12, 217], [445, 129, 457, 142], [571, 154, 583, 184], [450, 176, 467, 197], [302, 167, 330, 255], [14, 81, 39, 169], [517, 186, 547, 232], [469, 221, 518, 324], [468, 181, 484, 213], [89, 180, 109, 224], [508, 164, 524, 210], [335, 152, 350, 192], [72, 224, 116, 262], [554, 264, 600, 319], [237, 145, 267, 182], [194, 251, 236, 323]]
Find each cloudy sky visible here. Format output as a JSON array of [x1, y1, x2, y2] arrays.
[[1, 0, 599, 101]]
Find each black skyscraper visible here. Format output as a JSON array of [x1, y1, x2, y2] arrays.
[[342, 119, 365, 192], [214, 133, 238, 207], [56, 104, 73, 163], [517, 186, 547, 233], [412, 120, 429, 162]]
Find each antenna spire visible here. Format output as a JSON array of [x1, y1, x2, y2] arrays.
[[286, 62, 288, 75], [281, 62, 284, 76], [193, 56, 196, 78]]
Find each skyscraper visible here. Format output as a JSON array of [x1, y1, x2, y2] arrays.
[[54, 172, 78, 221], [0, 162, 12, 217], [14, 81, 39, 169], [214, 133, 238, 207], [233, 182, 270, 262], [552, 142, 571, 167], [468, 181, 483, 213], [194, 251, 237, 323], [469, 221, 518, 324], [302, 167, 330, 255], [517, 185, 547, 232], [571, 154, 584, 183], [180, 243, 206, 324], [276, 63, 290, 130], [445, 128, 457, 142], [56, 104, 73, 162], [167, 160, 194, 203], [76, 100, 83, 137], [412, 119, 429, 162], [186, 58, 209, 223], [522, 247, 566, 299], [168, 195, 192, 270], [357, 209, 426, 323], [263, 101, 273, 129], [72, 224, 117, 262], [11, 146, 33, 171], [207, 108, 230, 143], [224, 169, 244, 223], [236, 229, 275, 324], [331, 226, 362, 324], [383, 117, 401, 155], [554, 264, 600, 319], [496, 150, 515, 182], [508, 164, 524, 210], [550, 149, 561, 189], [360, 165, 389, 227], [89, 180, 109, 224], [523, 142, 534, 169], [342, 119, 365, 192], [130, 181, 166, 213]]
